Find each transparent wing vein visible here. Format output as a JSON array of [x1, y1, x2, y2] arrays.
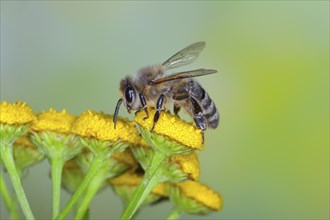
[[162, 41, 206, 70]]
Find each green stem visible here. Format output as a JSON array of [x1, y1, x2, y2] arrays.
[[0, 172, 21, 220], [120, 150, 167, 220], [0, 144, 35, 220], [55, 156, 103, 220], [74, 177, 103, 220], [166, 207, 182, 220], [50, 157, 64, 219]]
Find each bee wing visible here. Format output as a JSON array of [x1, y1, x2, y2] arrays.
[[148, 68, 217, 85], [162, 42, 206, 70]]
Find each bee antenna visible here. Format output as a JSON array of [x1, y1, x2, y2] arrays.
[[113, 98, 123, 129]]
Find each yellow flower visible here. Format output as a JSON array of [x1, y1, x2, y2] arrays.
[[0, 101, 36, 219], [0, 101, 36, 125], [112, 149, 138, 171], [31, 108, 75, 133], [28, 109, 81, 218], [122, 111, 204, 219], [173, 180, 223, 211], [170, 152, 200, 181], [72, 110, 145, 146], [14, 136, 33, 146], [153, 182, 168, 197], [75, 147, 136, 178], [13, 136, 45, 176], [0, 101, 35, 144], [110, 172, 168, 209], [109, 172, 141, 186], [134, 108, 204, 150], [29, 108, 80, 162], [109, 172, 168, 197]]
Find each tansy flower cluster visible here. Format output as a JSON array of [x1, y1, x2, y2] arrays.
[[0, 101, 223, 220]]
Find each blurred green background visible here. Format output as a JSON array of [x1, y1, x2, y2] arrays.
[[1, 1, 329, 219]]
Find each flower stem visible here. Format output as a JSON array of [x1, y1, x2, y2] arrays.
[[74, 177, 103, 220], [0, 143, 35, 220], [50, 157, 64, 219], [56, 156, 103, 220], [0, 173, 21, 220], [120, 150, 167, 220], [166, 207, 181, 220]]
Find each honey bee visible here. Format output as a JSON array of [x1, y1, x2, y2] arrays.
[[113, 42, 219, 131]]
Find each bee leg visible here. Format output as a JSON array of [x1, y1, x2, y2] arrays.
[[173, 103, 181, 116], [190, 97, 206, 131], [151, 94, 165, 131], [194, 117, 206, 131], [113, 98, 123, 129], [139, 93, 149, 119]]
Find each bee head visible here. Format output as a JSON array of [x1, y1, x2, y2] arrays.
[[114, 76, 140, 129], [120, 77, 140, 112]]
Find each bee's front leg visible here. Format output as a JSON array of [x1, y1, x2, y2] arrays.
[[151, 94, 165, 131], [113, 98, 123, 129], [139, 93, 149, 120]]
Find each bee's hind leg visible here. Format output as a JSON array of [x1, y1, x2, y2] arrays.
[[139, 93, 149, 119], [190, 97, 206, 131], [194, 117, 206, 131], [151, 94, 165, 131]]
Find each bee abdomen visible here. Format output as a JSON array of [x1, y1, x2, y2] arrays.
[[191, 81, 219, 128]]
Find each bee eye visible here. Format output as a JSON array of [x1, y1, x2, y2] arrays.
[[124, 86, 135, 104]]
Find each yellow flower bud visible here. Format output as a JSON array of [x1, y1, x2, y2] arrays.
[[13, 136, 45, 176], [110, 172, 168, 207], [171, 180, 223, 212], [109, 172, 168, 197], [134, 108, 204, 150], [31, 108, 75, 133], [169, 152, 200, 181], [0, 101, 36, 125], [72, 110, 146, 146]]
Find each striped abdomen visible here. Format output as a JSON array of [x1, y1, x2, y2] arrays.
[[189, 80, 219, 128]]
